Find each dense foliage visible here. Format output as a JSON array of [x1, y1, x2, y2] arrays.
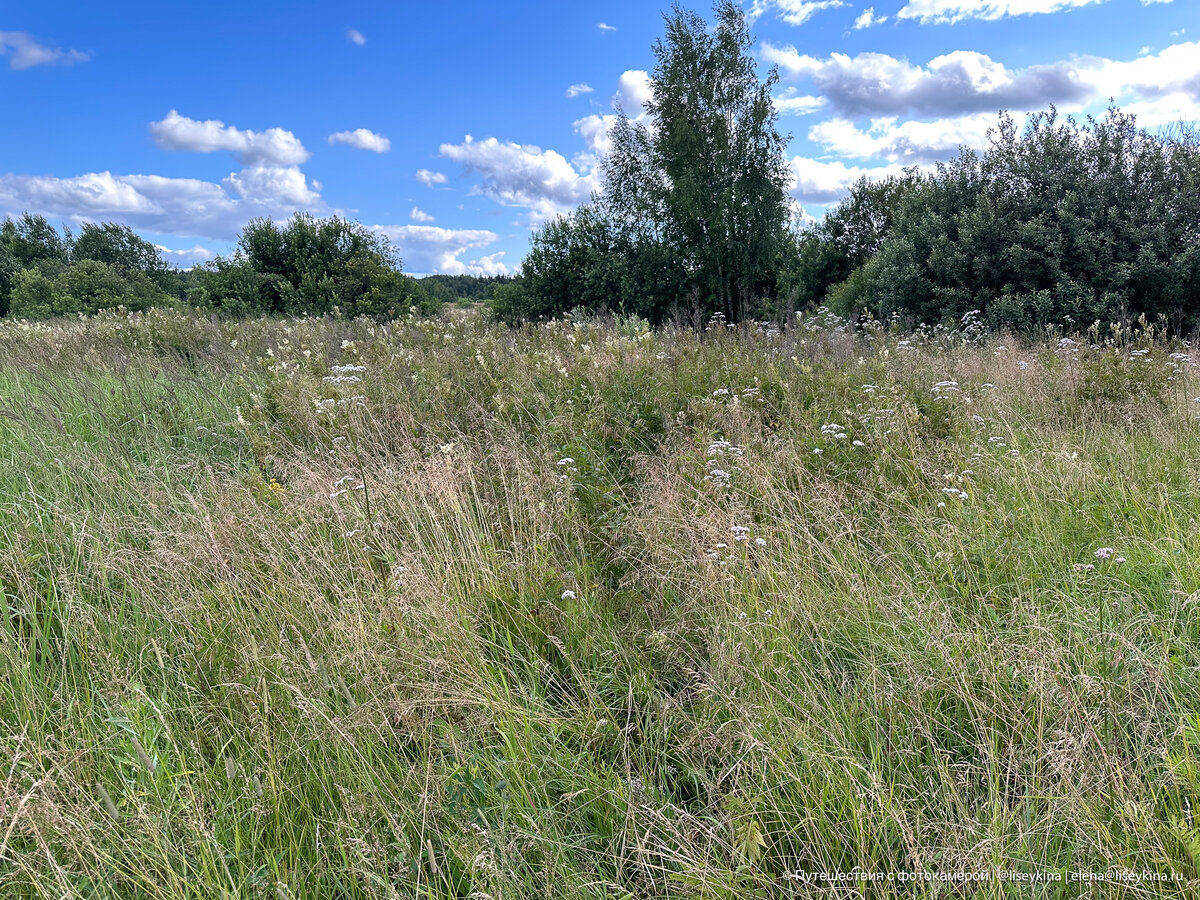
[[503, 0, 793, 325], [418, 273, 516, 305], [191, 213, 435, 318], [806, 109, 1200, 331], [0, 214, 174, 318]]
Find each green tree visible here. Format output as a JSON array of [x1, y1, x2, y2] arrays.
[[72, 222, 173, 290], [0, 243, 19, 317], [0, 214, 71, 269], [513, 1, 790, 326], [607, 0, 791, 321], [8, 268, 70, 319], [196, 213, 421, 318]]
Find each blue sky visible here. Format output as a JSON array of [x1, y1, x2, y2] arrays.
[[0, 0, 1194, 274]]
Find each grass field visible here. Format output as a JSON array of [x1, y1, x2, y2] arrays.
[[3, 307, 1200, 897]]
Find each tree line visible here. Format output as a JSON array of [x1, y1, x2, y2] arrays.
[[495, 1, 1200, 333], [0, 213, 512, 321]]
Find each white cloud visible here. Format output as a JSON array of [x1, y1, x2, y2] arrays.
[[369, 224, 507, 275], [597, 22, 617, 32], [774, 91, 826, 115], [328, 128, 391, 153], [789, 156, 908, 203], [761, 42, 1200, 120], [0, 165, 324, 241], [223, 166, 321, 207], [809, 113, 1000, 162], [566, 83, 593, 98], [347, 28, 366, 45], [155, 244, 215, 267], [416, 169, 448, 187], [749, 0, 847, 25], [149, 110, 310, 166], [853, 7, 888, 27], [409, 206, 435, 222], [896, 0, 1104, 24], [0, 31, 89, 70], [439, 135, 594, 224], [615, 69, 653, 114]]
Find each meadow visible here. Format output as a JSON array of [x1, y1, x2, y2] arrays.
[[2, 307, 1200, 898]]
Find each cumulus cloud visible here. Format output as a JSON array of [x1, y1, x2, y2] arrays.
[[0, 31, 89, 70], [149, 110, 310, 166], [763, 45, 1097, 117], [155, 244, 215, 267], [439, 135, 594, 224], [328, 128, 391, 153], [409, 206, 435, 222], [853, 7, 887, 27], [0, 165, 323, 241], [347, 28, 366, 45], [369, 224, 507, 275], [597, 22, 617, 32], [808, 113, 1001, 162], [788, 156, 907, 203], [749, 0, 847, 25], [566, 83, 593, 98], [416, 169, 448, 187], [774, 90, 825, 116], [222, 166, 320, 207], [614, 69, 653, 114], [763, 41, 1200, 122], [896, 0, 1103, 24]]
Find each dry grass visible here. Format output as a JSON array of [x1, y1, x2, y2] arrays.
[[1, 307, 1199, 897]]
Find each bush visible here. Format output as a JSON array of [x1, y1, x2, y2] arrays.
[[798, 108, 1200, 333], [9, 268, 70, 319], [195, 213, 428, 319]]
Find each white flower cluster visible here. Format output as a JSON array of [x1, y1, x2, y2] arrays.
[[704, 439, 744, 486]]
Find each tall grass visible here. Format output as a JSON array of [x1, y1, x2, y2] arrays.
[[2, 307, 1200, 897]]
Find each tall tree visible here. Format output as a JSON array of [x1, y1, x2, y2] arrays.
[[72, 222, 172, 289], [604, 0, 791, 321]]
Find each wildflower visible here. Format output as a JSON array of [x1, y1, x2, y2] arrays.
[[754, 537, 767, 547], [1115, 556, 1126, 564], [713, 388, 730, 397], [738, 611, 747, 620], [561, 590, 576, 600], [557, 457, 575, 466], [1073, 563, 1095, 572], [1094, 547, 1114, 560], [852, 439, 865, 447], [813, 448, 823, 455]]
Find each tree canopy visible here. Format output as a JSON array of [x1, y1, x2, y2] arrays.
[[808, 108, 1200, 331], [504, 0, 793, 325], [191, 213, 435, 318]]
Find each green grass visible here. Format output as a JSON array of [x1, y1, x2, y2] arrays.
[[2, 307, 1200, 897]]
